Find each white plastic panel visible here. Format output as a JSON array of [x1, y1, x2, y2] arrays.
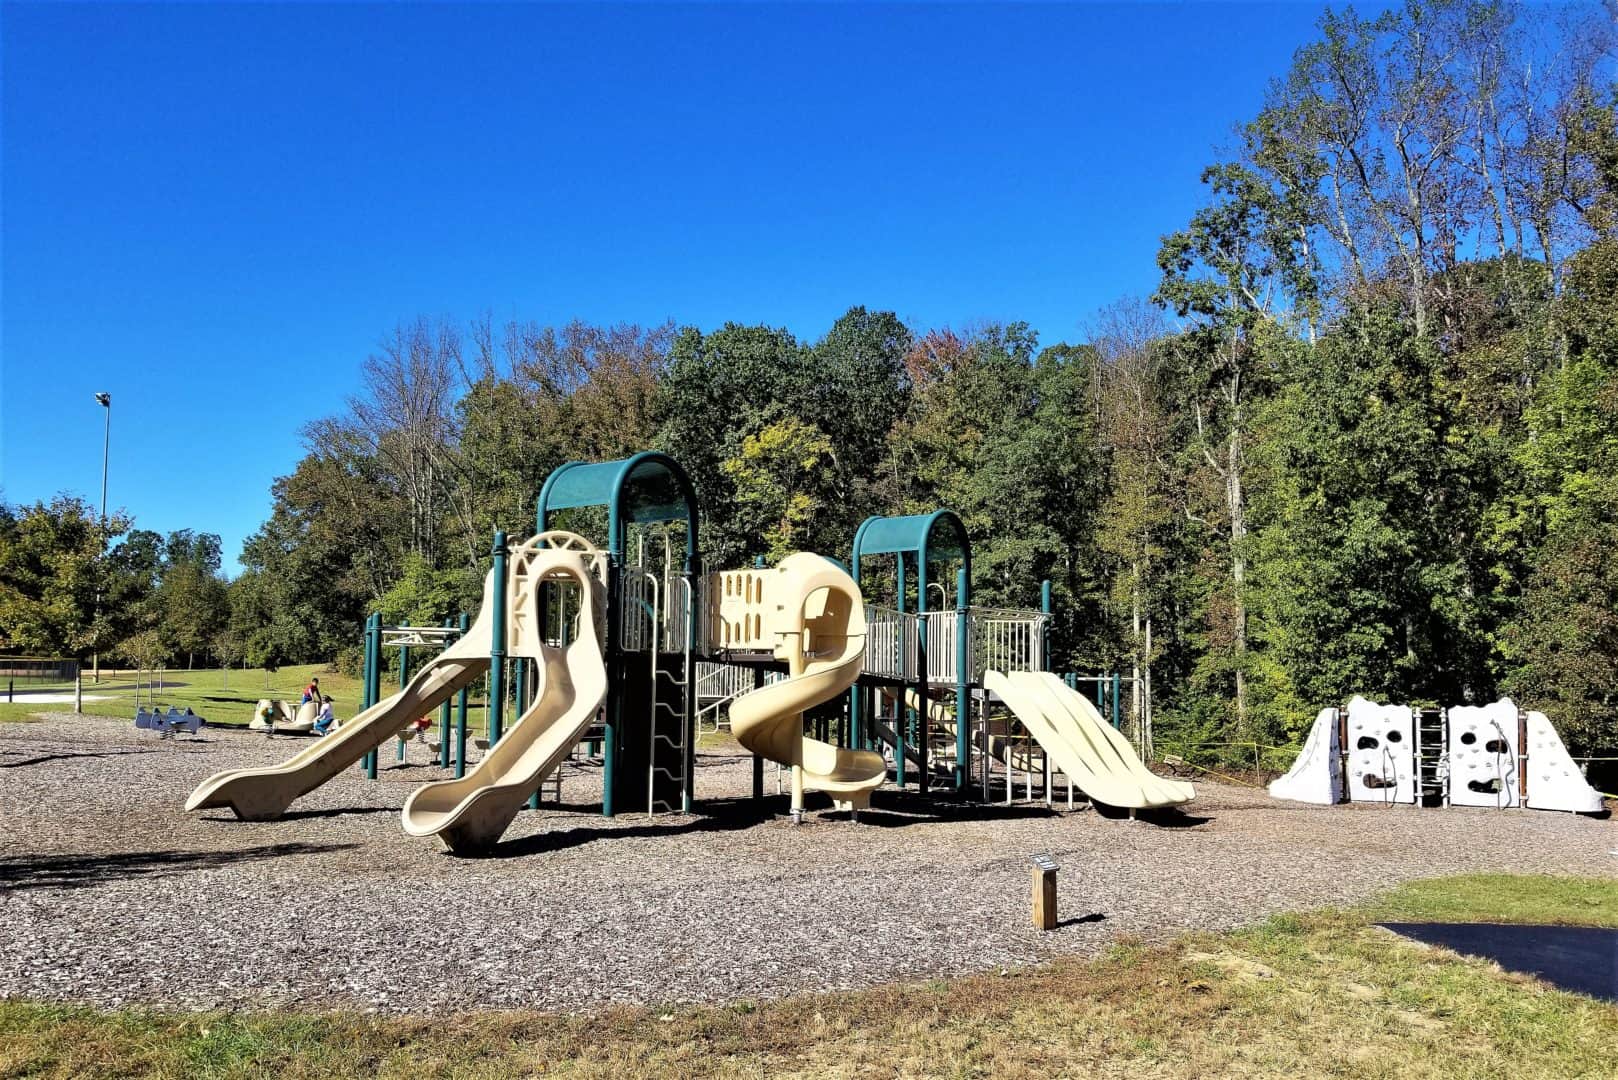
[[1447, 699, 1520, 808], [1345, 696, 1416, 803], [1268, 707, 1342, 805], [1524, 709, 1604, 813]]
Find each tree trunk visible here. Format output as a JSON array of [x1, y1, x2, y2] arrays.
[[1130, 559, 1142, 736], [1143, 617, 1154, 760], [1228, 426, 1248, 729]]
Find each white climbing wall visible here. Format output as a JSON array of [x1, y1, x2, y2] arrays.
[[1268, 707, 1341, 805], [1524, 709, 1605, 813], [1346, 696, 1416, 803], [1447, 699, 1520, 808], [1268, 693, 1605, 815]]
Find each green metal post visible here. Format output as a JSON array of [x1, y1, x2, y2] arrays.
[[454, 612, 470, 778], [519, 655, 541, 811], [488, 531, 508, 746], [514, 656, 527, 714], [848, 547, 863, 752], [681, 551, 697, 813], [955, 566, 969, 793], [1040, 580, 1053, 672], [602, 541, 622, 818], [365, 612, 382, 779], [895, 554, 909, 787], [396, 642, 410, 761], [438, 617, 452, 765], [360, 613, 377, 776], [916, 601, 929, 797], [1112, 672, 1122, 729]]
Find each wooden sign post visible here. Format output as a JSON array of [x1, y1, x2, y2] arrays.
[[1030, 853, 1059, 930]]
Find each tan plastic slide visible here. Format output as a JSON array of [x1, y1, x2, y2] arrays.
[[186, 569, 501, 821], [401, 548, 608, 852], [984, 670, 1194, 810], [729, 553, 886, 817]]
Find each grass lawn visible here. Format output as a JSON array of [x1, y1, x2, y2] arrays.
[[0, 663, 515, 737], [1, 874, 1614, 1079], [0, 664, 359, 728]]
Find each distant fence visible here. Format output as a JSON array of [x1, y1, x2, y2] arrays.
[[0, 657, 81, 684]]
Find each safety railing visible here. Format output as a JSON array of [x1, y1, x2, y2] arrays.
[[695, 661, 754, 703], [694, 662, 786, 732], [970, 607, 1047, 676], [863, 606, 916, 680], [618, 568, 692, 654], [923, 610, 963, 684], [862, 607, 1045, 683], [618, 567, 658, 652]]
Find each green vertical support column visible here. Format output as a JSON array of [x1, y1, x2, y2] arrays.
[[488, 531, 509, 747], [1040, 580, 1053, 672], [954, 566, 970, 793], [916, 600, 930, 797], [516, 655, 540, 811], [365, 612, 382, 779], [601, 543, 622, 818], [530, 566, 550, 813], [360, 613, 377, 777], [848, 550, 863, 754], [1111, 672, 1122, 729], [680, 553, 697, 813], [894, 554, 908, 788], [454, 612, 470, 778], [438, 617, 452, 766], [395, 643, 410, 761]]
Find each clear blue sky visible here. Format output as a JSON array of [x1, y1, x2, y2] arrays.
[[3, 2, 1334, 575]]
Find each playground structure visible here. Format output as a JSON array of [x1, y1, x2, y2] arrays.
[[248, 698, 317, 734], [187, 451, 1191, 848], [135, 705, 204, 738], [1268, 695, 1603, 814]]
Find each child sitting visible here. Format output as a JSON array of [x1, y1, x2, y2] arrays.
[[311, 696, 338, 735]]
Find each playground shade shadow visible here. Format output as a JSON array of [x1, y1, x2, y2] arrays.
[[0, 843, 358, 894], [1381, 922, 1618, 1003]]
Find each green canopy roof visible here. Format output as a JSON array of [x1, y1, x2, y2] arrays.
[[536, 452, 698, 557], [850, 510, 970, 584]]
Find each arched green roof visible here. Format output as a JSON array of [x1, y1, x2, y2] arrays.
[[536, 452, 699, 558], [850, 510, 970, 585]]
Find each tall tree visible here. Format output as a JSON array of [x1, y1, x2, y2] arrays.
[[0, 497, 130, 660], [1156, 160, 1312, 731]]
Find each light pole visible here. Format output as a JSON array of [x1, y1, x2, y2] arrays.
[[93, 393, 111, 685]]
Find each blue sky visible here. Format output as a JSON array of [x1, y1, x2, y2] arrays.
[[3, 2, 1333, 574]]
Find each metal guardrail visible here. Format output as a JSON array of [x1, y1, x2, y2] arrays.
[[970, 607, 1046, 677], [861, 606, 1046, 682]]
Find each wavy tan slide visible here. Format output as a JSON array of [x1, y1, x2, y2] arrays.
[[729, 553, 886, 819], [984, 670, 1193, 810], [185, 570, 501, 821], [401, 549, 607, 852]]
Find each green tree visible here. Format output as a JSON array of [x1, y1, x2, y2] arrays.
[[721, 417, 838, 564], [0, 497, 131, 660]]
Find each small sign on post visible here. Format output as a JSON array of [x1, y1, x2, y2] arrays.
[[1030, 852, 1059, 930]]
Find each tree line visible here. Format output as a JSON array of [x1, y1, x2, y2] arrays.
[[3, 0, 1614, 759]]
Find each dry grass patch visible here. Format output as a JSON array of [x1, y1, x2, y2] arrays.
[[5, 873, 1616, 1078]]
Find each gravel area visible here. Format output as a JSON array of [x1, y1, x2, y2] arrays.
[[2, 712, 1613, 1014]]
